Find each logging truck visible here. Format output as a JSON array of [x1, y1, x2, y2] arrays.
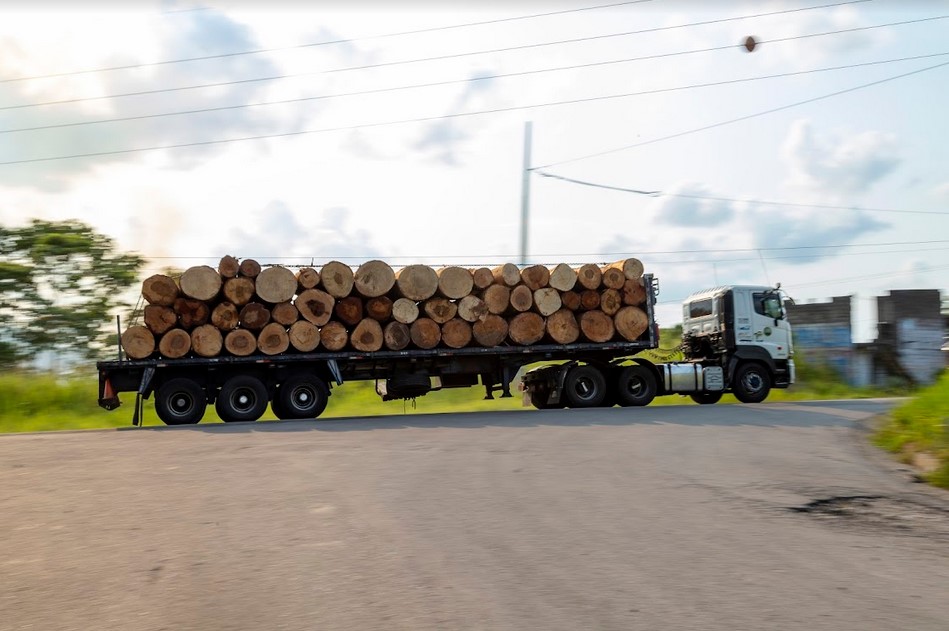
[[96, 257, 794, 426]]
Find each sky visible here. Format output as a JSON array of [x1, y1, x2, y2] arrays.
[[1, 0, 947, 339]]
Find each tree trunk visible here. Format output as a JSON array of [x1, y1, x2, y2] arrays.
[[471, 267, 494, 290], [423, 297, 457, 324], [191, 323, 223, 358], [533, 287, 562, 316], [384, 321, 411, 351], [546, 308, 580, 345], [144, 305, 177, 335], [158, 328, 191, 359], [218, 255, 239, 279], [482, 285, 511, 315], [472, 314, 508, 347], [600, 266, 625, 290], [225, 328, 257, 356], [576, 264, 602, 290], [509, 285, 533, 312], [614, 306, 650, 341], [605, 257, 644, 280], [366, 296, 394, 322], [354, 260, 396, 298], [288, 320, 320, 352], [295, 289, 334, 326], [520, 264, 550, 291], [600, 288, 622, 316], [492, 263, 521, 287], [121, 325, 154, 359], [257, 322, 290, 356], [391, 297, 420, 324], [271, 301, 299, 326], [334, 296, 364, 327], [351, 318, 384, 352], [174, 298, 210, 330], [239, 258, 261, 278], [223, 277, 255, 306], [580, 310, 614, 343], [256, 265, 297, 304], [579, 290, 601, 311], [561, 290, 581, 311], [296, 267, 320, 291], [239, 302, 271, 331], [457, 295, 487, 322], [395, 264, 438, 301], [142, 274, 180, 306], [621, 278, 646, 306], [320, 261, 355, 298], [320, 321, 349, 351], [210, 302, 240, 331], [410, 317, 441, 349], [548, 263, 577, 292], [437, 266, 474, 299], [508, 312, 545, 345], [179, 265, 222, 301], [441, 318, 472, 348]]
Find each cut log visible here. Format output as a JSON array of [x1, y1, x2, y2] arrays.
[[121, 325, 154, 359], [296, 267, 320, 291], [606, 257, 644, 280], [383, 321, 411, 351], [395, 264, 438, 301], [288, 320, 320, 352], [354, 260, 396, 298], [334, 296, 364, 327], [579, 290, 601, 311], [546, 308, 580, 345], [218, 255, 239, 279], [256, 265, 297, 304], [320, 261, 355, 298], [224, 328, 256, 356], [143, 305, 177, 335], [391, 297, 420, 325], [482, 285, 511, 315], [239, 302, 271, 331], [492, 263, 520, 287], [561, 290, 581, 311], [509, 285, 533, 312], [600, 288, 623, 316], [533, 287, 562, 317], [158, 328, 191, 359], [142, 274, 179, 306], [210, 302, 240, 331], [180, 265, 222, 301], [471, 267, 494, 290], [257, 322, 290, 356], [576, 264, 602, 291], [472, 314, 508, 347], [437, 266, 474, 299], [457, 295, 487, 322], [295, 289, 334, 326], [520, 264, 550, 291], [601, 266, 625, 290], [271, 301, 299, 326], [548, 263, 577, 292], [191, 324, 223, 358], [614, 306, 650, 342], [409, 317, 441, 349], [173, 298, 210, 330], [223, 277, 255, 306], [441, 318, 472, 349], [351, 318, 384, 352], [239, 258, 261, 278], [579, 310, 615, 343], [320, 321, 349, 351], [621, 278, 646, 306], [423, 297, 457, 324], [508, 312, 545, 346], [366, 296, 394, 322]]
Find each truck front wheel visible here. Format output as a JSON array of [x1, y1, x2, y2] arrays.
[[216, 376, 268, 422], [563, 365, 607, 408], [690, 392, 723, 405], [615, 365, 656, 407], [275, 374, 329, 419], [732, 363, 771, 403], [155, 378, 206, 425]]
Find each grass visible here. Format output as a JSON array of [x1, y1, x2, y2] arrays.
[[873, 370, 949, 489]]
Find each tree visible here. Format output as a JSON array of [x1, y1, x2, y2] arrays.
[[0, 219, 144, 369]]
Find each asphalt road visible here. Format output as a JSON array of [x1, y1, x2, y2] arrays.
[[1, 400, 947, 631]]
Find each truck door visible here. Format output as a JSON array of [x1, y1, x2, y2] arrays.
[[750, 291, 791, 361]]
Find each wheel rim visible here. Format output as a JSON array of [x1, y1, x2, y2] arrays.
[[572, 377, 597, 401], [289, 384, 316, 412], [624, 376, 646, 398], [169, 392, 195, 418], [741, 371, 764, 394], [229, 387, 259, 413]]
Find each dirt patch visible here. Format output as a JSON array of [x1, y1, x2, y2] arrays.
[[788, 495, 949, 540]]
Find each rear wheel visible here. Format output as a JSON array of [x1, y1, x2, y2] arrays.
[[732, 363, 771, 403], [216, 376, 268, 422], [563, 365, 607, 408], [690, 392, 723, 405], [155, 378, 206, 425], [615, 365, 656, 407], [275, 374, 330, 419]]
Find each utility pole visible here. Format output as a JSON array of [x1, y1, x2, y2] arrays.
[[519, 121, 533, 266]]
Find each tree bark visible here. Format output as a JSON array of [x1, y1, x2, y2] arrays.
[[334, 296, 364, 327], [580, 310, 615, 343], [561, 290, 581, 311], [457, 295, 487, 322], [621, 278, 646, 306], [533, 287, 562, 317], [238, 258, 261, 278], [210, 302, 240, 331], [508, 312, 545, 346], [546, 308, 580, 345], [441, 318, 472, 349], [548, 263, 577, 292], [614, 306, 650, 341], [320, 261, 355, 298], [520, 264, 550, 291], [218, 255, 239, 279], [354, 260, 396, 298], [271, 301, 299, 326], [579, 290, 601, 311], [223, 277, 255, 306], [191, 323, 223, 358], [296, 267, 320, 291], [471, 267, 494, 290], [600, 288, 622, 316], [144, 305, 177, 335], [601, 266, 625, 290], [142, 274, 180, 306], [391, 297, 420, 324], [423, 297, 457, 324], [320, 321, 349, 351], [288, 320, 320, 352], [158, 328, 191, 359], [482, 285, 511, 315], [225, 329, 257, 356], [437, 266, 474, 299], [257, 322, 290, 356], [606, 257, 644, 280], [174, 298, 210, 330], [295, 289, 334, 326], [351, 318, 384, 352], [509, 285, 533, 313], [121, 325, 154, 359], [576, 264, 602, 290], [366, 296, 394, 322], [472, 314, 508, 347], [384, 321, 411, 351], [410, 317, 441, 349], [239, 302, 271, 331], [179, 265, 222, 301], [256, 265, 297, 304], [395, 264, 438, 301], [492, 263, 521, 287]]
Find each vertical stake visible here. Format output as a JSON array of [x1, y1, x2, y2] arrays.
[[519, 121, 533, 266]]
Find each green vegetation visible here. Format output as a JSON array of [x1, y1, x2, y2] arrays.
[[873, 371, 949, 489]]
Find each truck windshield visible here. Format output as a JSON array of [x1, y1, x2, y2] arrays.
[[753, 292, 783, 320]]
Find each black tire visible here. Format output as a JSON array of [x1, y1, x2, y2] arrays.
[[615, 365, 657, 407], [155, 378, 206, 425], [529, 387, 557, 410], [563, 365, 607, 408], [216, 375, 268, 422], [690, 392, 723, 405], [732, 362, 771, 403], [275, 374, 330, 419]]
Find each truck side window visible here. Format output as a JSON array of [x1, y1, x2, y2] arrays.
[[753, 293, 783, 320], [689, 298, 713, 318]]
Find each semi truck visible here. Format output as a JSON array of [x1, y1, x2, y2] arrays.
[[96, 275, 795, 425]]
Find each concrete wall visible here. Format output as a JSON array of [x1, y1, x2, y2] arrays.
[[877, 290, 944, 385], [786, 296, 856, 384]]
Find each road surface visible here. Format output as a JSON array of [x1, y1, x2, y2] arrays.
[[1, 399, 947, 631]]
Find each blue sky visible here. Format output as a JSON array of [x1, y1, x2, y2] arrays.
[[1, 0, 946, 338]]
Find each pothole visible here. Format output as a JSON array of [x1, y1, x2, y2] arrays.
[[787, 495, 949, 540]]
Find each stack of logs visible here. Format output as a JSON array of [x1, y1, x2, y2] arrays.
[[120, 256, 650, 360]]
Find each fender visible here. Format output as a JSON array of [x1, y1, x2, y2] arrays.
[[726, 346, 777, 382]]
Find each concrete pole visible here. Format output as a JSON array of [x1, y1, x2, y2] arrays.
[[519, 121, 533, 266]]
